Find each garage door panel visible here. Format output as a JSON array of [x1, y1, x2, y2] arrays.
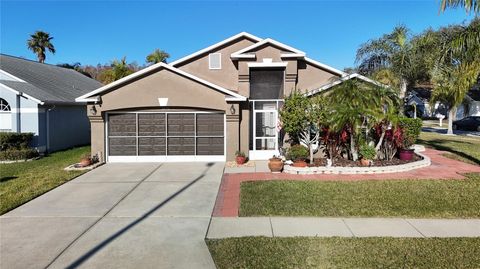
[[196, 137, 224, 155], [167, 137, 195, 155], [109, 137, 136, 156], [138, 137, 166, 155], [107, 112, 224, 161], [167, 114, 194, 136], [138, 114, 165, 136], [109, 114, 136, 136], [196, 114, 224, 136]]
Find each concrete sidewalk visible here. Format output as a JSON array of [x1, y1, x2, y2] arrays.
[[207, 217, 480, 238]]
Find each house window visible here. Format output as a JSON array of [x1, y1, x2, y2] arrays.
[[209, 53, 221, 70], [0, 98, 12, 131]]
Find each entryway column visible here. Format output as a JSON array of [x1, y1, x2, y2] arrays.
[[88, 114, 105, 163], [226, 104, 240, 161]]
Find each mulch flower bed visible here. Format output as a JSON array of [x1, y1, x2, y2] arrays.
[[310, 155, 422, 167]]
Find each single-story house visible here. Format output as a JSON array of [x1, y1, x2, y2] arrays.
[[0, 54, 102, 153], [76, 32, 379, 163]]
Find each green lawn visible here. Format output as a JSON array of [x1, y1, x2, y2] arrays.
[[0, 146, 90, 215], [240, 173, 480, 218], [207, 237, 480, 269], [419, 132, 480, 165]]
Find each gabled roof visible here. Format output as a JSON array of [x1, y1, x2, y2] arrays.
[[306, 73, 386, 96], [230, 38, 306, 59], [0, 54, 102, 104], [76, 62, 247, 102], [169, 32, 263, 67]]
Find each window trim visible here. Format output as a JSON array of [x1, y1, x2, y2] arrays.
[[208, 53, 222, 70]]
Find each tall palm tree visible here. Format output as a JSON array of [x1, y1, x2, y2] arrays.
[[440, 0, 479, 14], [430, 19, 480, 135], [27, 31, 55, 63], [355, 26, 414, 99], [146, 49, 170, 64]]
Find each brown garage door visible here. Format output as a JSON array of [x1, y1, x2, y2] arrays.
[[107, 112, 224, 162]]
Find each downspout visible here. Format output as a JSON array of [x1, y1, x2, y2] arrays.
[[46, 105, 55, 153], [16, 94, 21, 132]]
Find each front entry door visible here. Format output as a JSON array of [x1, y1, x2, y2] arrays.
[[249, 100, 281, 160]]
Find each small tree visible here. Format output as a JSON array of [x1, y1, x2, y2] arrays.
[[280, 91, 329, 163]]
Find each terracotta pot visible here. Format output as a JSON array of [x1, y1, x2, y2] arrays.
[[268, 158, 283, 172], [399, 149, 415, 161], [292, 160, 308, 167], [236, 156, 246, 165], [360, 158, 371, 167], [80, 158, 91, 167]]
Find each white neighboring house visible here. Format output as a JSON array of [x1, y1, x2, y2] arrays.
[[406, 86, 479, 120], [0, 54, 102, 153]]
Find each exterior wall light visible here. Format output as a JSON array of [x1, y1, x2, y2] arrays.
[[230, 104, 236, 115], [89, 105, 97, 115]]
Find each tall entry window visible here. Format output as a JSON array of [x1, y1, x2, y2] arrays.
[[249, 69, 284, 160]]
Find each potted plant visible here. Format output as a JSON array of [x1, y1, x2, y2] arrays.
[[287, 145, 309, 167], [398, 118, 422, 161], [359, 144, 375, 167], [268, 156, 283, 173], [235, 151, 246, 165], [80, 153, 92, 167]]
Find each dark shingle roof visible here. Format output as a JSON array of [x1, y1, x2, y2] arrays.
[[0, 54, 102, 104]]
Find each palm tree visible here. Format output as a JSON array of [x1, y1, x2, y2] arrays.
[[326, 80, 398, 161], [440, 0, 479, 14], [429, 19, 480, 134], [27, 31, 55, 63], [146, 49, 170, 64], [355, 26, 414, 99]]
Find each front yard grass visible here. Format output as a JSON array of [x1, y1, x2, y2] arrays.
[[207, 237, 480, 269], [419, 132, 480, 165], [240, 173, 480, 218], [0, 146, 90, 214]]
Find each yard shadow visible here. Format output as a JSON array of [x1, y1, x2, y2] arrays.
[[419, 138, 480, 165], [0, 176, 18, 183], [64, 162, 216, 269]]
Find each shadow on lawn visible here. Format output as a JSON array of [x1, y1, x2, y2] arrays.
[[0, 176, 18, 183], [62, 162, 215, 269], [419, 138, 480, 165]]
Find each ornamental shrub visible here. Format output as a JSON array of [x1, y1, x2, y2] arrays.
[[286, 144, 309, 161], [0, 148, 38, 161], [398, 118, 422, 149], [0, 132, 34, 151], [359, 144, 376, 160]]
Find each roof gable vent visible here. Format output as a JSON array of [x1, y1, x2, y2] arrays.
[[209, 53, 221, 70]]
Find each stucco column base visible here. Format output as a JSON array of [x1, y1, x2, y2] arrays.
[[88, 114, 105, 163], [226, 114, 240, 161]]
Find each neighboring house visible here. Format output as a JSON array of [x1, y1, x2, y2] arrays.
[[406, 84, 480, 119], [76, 32, 381, 163], [0, 54, 103, 153]]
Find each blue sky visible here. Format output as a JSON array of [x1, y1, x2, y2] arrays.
[[0, 1, 474, 70]]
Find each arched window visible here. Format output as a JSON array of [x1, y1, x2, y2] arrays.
[[0, 98, 12, 131]]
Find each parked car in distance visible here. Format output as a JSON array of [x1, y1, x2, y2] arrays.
[[453, 116, 480, 131]]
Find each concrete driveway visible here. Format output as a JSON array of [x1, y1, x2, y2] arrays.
[[0, 162, 224, 269]]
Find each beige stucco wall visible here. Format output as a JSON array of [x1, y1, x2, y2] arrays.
[[175, 38, 257, 91], [87, 67, 242, 162], [296, 60, 340, 91]]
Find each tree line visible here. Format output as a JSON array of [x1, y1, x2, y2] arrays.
[[26, 30, 169, 84]]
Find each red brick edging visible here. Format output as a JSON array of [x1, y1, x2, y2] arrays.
[[212, 149, 480, 217]]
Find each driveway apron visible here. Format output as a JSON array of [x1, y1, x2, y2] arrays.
[[0, 162, 224, 269]]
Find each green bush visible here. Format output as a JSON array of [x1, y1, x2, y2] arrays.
[[0, 132, 34, 151], [0, 148, 38, 161], [359, 144, 376, 160], [398, 118, 422, 149], [286, 144, 309, 161]]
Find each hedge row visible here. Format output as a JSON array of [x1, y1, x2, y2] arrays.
[[0, 132, 38, 161]]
